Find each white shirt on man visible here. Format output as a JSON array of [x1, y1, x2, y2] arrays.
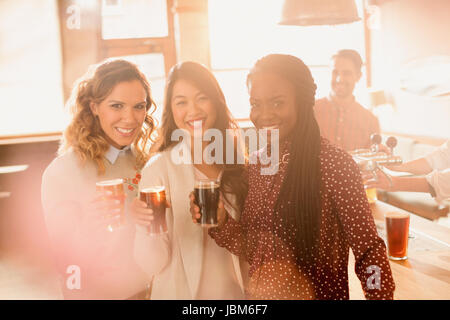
[[425, 140, 450, 203]]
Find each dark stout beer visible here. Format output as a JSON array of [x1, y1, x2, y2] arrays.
[[140, 186, 168, 235], [194, 180, 220, 227]]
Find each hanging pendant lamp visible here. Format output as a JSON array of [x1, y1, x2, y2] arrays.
[[278, 0, 360, 26]]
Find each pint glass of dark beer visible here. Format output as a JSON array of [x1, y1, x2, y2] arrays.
[[194, 179, 220, 227], [385, 211, 410, 260], [140, 186, 168, 235], [95, 179, 126, 232]]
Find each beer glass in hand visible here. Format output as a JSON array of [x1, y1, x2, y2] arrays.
[[95, 179, 126, 232], [139, 186, 168, 235], [193, 179, 220, 227], [356, 158, 378, 204]]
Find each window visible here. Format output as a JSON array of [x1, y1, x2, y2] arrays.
[[98, 0, 176, 123], [101, 0, 169, 39], [208, 0, 367, 120], [0, 0, 66, 137], [0, 0, 176, 138]]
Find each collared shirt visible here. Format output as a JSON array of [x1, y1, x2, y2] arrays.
[[105, 145, 132, 164], [313, 96, 380, 151]]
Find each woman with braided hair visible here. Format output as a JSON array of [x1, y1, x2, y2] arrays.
[[191, 54, 395, 300]]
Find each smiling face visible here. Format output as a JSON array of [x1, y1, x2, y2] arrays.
[[330, 56, 362, 99], [90, 80, 147, 149], [248, 72, 297, 143], [170, 79, 217, 135]]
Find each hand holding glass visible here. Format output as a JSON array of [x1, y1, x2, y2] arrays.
[[193, 179, 220, 227], [95, 179, 126, 232], [139, 186, 168, 235]]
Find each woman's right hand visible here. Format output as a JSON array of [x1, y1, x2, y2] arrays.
[[129, 197, 171, 227], [364, 167, 395, 191], [129, 197, 154, 227], [81, 190, 126, 234]]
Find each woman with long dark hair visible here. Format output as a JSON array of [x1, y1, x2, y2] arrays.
[[132, 61, 248, 299], [192, 54, 395, 300]]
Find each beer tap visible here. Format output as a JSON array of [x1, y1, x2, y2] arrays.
[[349, 133, 382, 157], [386, 136, 397, 155], [370, 133, 382, 153], [373, 136, 402, 166], [350, 134, 402, 166]]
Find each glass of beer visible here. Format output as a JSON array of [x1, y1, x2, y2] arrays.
[[365, 187, 378, 204], [385, 211, 410, 260], [194, 179, 220, 227], [355, 158, 378, 204], [139, 186, 168, 235], [95, 179, 126, 232]]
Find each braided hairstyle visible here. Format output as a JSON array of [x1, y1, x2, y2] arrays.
[[248, 54, 322, 263]]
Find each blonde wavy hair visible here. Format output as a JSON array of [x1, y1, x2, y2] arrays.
[[59, 59, 157, 175]]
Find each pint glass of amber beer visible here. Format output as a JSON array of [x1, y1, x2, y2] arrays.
[[194, 179, 220, 227], [95, 179, 126, 232], [385, 211, 410, 260], [140, 186, 168, 235]]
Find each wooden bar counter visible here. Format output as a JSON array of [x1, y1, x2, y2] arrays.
[[349, 201, 450, 300]]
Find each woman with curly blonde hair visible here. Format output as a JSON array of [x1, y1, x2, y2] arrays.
[[60, 59, 155, 172], [41, 59, 169, 299]]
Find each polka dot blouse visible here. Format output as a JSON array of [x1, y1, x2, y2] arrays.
[[209, 138, 395, 300]]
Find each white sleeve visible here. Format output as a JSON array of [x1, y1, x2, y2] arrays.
[[134, 230, 171, 279], [425, 140, 450, 171], [426, 168, 450, 204]]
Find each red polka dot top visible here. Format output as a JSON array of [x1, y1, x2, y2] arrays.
[[209, 138, 395, 300]]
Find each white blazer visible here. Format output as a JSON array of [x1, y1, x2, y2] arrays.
[[137, 145, 245, 299]]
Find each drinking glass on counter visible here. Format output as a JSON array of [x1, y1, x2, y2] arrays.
[[139, 186, 168, 235], [385, 211, 410, 260], [95, 178, 126, 232]]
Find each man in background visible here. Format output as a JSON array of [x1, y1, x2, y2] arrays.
[[314, 49, 380, 151]]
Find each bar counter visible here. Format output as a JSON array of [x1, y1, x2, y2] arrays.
[[349, 201, 450, 299]]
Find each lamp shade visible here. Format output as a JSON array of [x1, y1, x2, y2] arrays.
[[279, 0, 360, 26]]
